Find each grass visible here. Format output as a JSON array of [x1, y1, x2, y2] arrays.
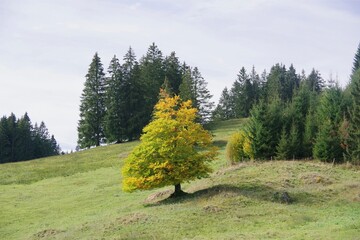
[[0, 119, 359, 239]]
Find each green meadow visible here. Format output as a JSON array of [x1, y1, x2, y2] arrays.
[[0, 119, 359, 239]]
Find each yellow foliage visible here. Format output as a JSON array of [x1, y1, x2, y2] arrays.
[[122, 94, 218, 192], [226, 130, 252, 164]]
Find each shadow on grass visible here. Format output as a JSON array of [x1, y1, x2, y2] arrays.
[[145, 183, 318, 207], [212, 140, 227, 148]]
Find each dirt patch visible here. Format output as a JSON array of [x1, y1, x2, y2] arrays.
[[116, 213, 149, 225], [299, 173, 332, 185], [203, 205, 222, 213], [144, 189, 172, 203], [33, 229, 64, 239]]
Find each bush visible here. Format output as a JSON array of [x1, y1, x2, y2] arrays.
[[226, 130, 251, 164]]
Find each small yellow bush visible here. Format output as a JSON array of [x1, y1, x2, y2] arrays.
[[226, 130, 250, 164]]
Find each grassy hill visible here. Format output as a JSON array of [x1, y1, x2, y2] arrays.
[[0, 119, 359, 240]]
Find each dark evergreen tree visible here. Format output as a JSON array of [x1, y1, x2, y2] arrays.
[[303, 111, 317, 158], [276, 127, 290, 160], [164, 52, 182, 95], [0, 116, 11, 163], [191, 67, 214, 123], [347, 69, 360, 164], [250, 66, 261, 103], [122, 47, 145, 140], [179, 67, 194, 102], [313, 86, 344, 162], [0, 113, 59, 163], [139, 43, 165, 123], [78, 52, 107, 148], [246, 98, 283, 159], [351, 42, 360, 77], [213, 87, 233, 120], [306, 69, 325, 93], [230, 67, 252, 117], [16, 113, 34, 160], [104, 55, 126, 143], [265, 64, 287, 101]]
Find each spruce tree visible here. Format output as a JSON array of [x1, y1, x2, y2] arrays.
[[276, 127, 290, 160], [313, 87, 344, 162], [164, 52, 182, 95], [191, 67, 214, 123], [213, 87, 233, 120], [179, 67, 194, 102], [78, 53, 107, 148], [0, 116, 11, 163], [307, 69, 325, 93], [139, 43, 165, 123], [16, 113, 34, 160], [104, 55, 126, 143], [122, 47, 145, 140], [347, 69, 360, 164], [351, 42, 360, 77]]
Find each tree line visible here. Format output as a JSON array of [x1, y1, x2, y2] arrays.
[[220, 43, 360, 164], [0, 113, 60, 163], [78, 43, 214, 149]]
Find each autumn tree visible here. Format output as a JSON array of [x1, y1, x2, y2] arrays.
[[122, 91, 218, 197]]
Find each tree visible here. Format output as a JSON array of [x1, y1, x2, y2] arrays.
[[347, 69, 360, 164], [164, 52, 182, 95], [16, 113, 34, 160], [122, 47, 145, 140], [245, 98, 283, 160], [139, 43, 165, 124], [213, 87, 233, 120], [78, 52, 107, 148], [313, 86, 344, 162], [0, 116, 11, 163], [351, 42, 360, 77], [230, 67, 250, 117], [104, 55, 126, 143], [307, 69, 324, 93], [122, 93, 218, 197], [191, 67, 215, 123], [276, 127, 290, 160]]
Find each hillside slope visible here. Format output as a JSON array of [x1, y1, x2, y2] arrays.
[[0, 119, 359, 240]]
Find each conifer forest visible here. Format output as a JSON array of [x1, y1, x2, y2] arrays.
[[78, 42, 360, 165]]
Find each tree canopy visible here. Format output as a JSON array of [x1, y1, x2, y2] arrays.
[[122, 91, 218, 196]]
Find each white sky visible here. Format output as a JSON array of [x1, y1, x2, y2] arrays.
[[1, 0, 360, 151]]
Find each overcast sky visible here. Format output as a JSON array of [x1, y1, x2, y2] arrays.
[[1, 0, 360, 151]]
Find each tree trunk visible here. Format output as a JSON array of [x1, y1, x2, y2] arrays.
[[170, 183, 187, 198]]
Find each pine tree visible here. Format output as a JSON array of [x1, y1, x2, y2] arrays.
[[191, 67, 214, 123], [313, 87, 344, 162], [303, 111, 317, 158], [347, 69, 360, 164], [0, 116, 11, 163], [246, 99, 282, 160], [78, 52, 107, 148], [266, 64, 286, 101], [351, 42, 360, 77], [213, 87, 233, 120], [122, 95, 218, 197], [276, 127, 290, 160], [122, 47, 145, 140], [164, 52, 182, 95], [307, 69, 325, 93], [179, 68, 194, 102], [16, 113, 34, 160], [139, 43, 165, 123], [104, 55, 126, 143]]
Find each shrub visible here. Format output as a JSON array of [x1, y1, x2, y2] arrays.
[[226, 130, 251, 164]]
